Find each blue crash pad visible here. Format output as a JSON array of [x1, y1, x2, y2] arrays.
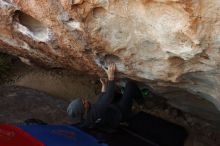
[[18, 125, 107, 146]]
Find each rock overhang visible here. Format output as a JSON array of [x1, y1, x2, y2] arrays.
[[0, 0, 220, 126]]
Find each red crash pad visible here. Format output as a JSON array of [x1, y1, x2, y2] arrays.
[[0, 124, 45, 146]]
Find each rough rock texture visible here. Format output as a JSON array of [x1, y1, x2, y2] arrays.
[[1, 0, 220, 126], [0, 85, 73, 124]]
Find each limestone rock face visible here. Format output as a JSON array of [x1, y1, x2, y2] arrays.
[[1, 0, 220, 125]]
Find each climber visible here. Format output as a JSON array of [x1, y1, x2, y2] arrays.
[[67, 63, 144, 132]]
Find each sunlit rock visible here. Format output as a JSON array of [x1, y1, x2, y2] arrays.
[[0, 0, 220, 126]]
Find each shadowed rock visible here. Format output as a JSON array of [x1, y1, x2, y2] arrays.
[[0, 85, 73, 124]]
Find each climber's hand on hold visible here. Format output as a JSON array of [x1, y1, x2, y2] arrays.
[[100, 78, 107, 92], [104, 63, 116, 81], [100, 78, 107, 85]]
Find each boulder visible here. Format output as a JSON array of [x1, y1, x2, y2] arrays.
[[0, 0, 220, 126]]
